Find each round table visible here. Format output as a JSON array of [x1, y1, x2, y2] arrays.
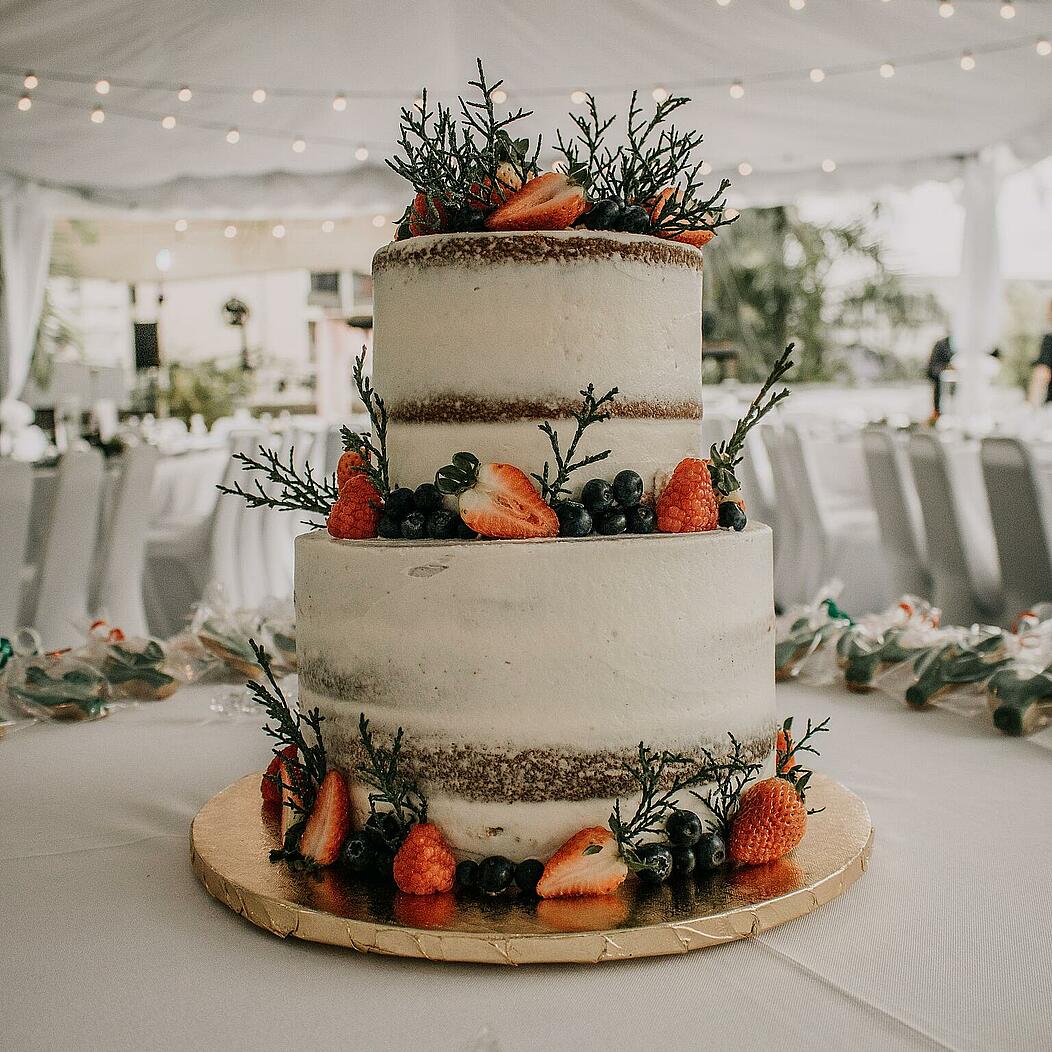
[[2, 681, 1050, 1051]]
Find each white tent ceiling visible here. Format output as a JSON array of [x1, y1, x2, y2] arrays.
[[2, 0, 1051, 217]]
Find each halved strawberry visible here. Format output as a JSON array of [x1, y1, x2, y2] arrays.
[[408, 193, 448, 236], [484, 173, 588, 232], [278, 757, 304, 843], [649, 187, 716, 247], [261, 744, 298, 808], [536, 827, 628, 899], [670, 229, 715, 248], [297, 770, 350, 867], [467, 161, 525, 210]]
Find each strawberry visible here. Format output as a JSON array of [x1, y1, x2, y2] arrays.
[[407, 192, 448, 236], [670, 229, 715, 248], [297, 769, 350, 867], [392, 823, 457, 895], [729, 777, 808, 865], [648, 188, 716, 247], [261, 744, 298, 808], [436, 453, 558, 539], [336, 449, 367, 492], [278, 756, 304, 843], [656, 457, 719, 533], [327, 473, 382, 539], [484, 172, 588, 232], [536, 827, 628, 899], [467, 161, 525, 210]]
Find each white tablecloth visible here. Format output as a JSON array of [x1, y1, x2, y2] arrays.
[[3, 682, 1050, 1052]]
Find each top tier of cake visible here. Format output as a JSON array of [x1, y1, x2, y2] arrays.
[[372, 230, 704, 491]]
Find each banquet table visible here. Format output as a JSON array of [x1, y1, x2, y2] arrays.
[[3, 681, 1050, 1052]]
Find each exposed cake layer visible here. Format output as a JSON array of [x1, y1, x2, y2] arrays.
[[371, 231, 704, 491], [296, 526, 776, 858]]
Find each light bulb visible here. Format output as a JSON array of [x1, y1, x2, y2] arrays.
[[737, 161, 752, 176], [174, 219, 188, 233], [939, 1, 954, 18], [226, 127, 240, 144], [91, 105, 105, 123], [17, 95, 31, 112], [321, 220, 335, 234], [491, 87, 507, 104], [251, 88, 266, 103], [1000, 2, 1015, 19], [332, 94, 347, 111], [292, 137, 306, 153], [372, 214, 387, 228], [810, 68, 825, 83], [223, 224, 237, 239], [95, 78, 110, 95], [729, 81, 745, 99], [821, 158, 837, 173], [789, 0, 805, 10], [652, 86, 669, 103], [699, 160, 713, 175], [354, 146, 369, 161], [271, 224, 286, 239], [716, 0, 732, 6], [177, 86, 192, 102], [880, 62, 896, 78], [23, 73, 38, 89], [570, 90, 587, 105], [1038, 39, 1052, 57], [413, 96, 424, 108], [161, 115, 176, 130], [960, 51, 976, 71]]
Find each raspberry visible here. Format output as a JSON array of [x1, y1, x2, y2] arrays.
[[392, 823, 457, 896], [656, 457, 718, 533], [327, 474, 382, 539]]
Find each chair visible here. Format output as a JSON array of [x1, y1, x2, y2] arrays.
[[737, 426, 777, 534], [0, 458, 33, 634], [761, 425, 810, 609], [23, 448, 105, 648], [907, 432, 1001, 626], [91, 444, 160, 636], [980, 437, 1052, 620], [861, 427, 932, 600]]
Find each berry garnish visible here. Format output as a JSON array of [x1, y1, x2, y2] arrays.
[[612, 470, 644, 508], [555, 500, 593, 537], [436, 454, 559, 540], [580, 197, 622, 230], [377, 515, 402, 539], [656, 458, 718, 533], [671, 846, 696, 878], [635, 843, 673, 884], [339, 834, 374, 873], [594, 510, 627, 535], [426, 510, 460, 539], [665, 808, 703, 846], [385, 487, 416, 520], [536, 827, 628, 899], [413, 482, 443, 513], [260, 744, 297, 808], [619, 204, 650, 233], [581, 478, 616, 515], [626, 505, 656, 534], [400, 511, 427, 540], [393, 822, 457, 895], [407, 192, 448, 237], [455, 858, 480, 890], [514, 858, 545, 896], [326, 474, 383, 540], [484, 172, 588, 232], [297, 770, 351, 868], [335, 449, 368, 492], [364, 809, 404, 844], [719, 501, 747, 531], [476, 855, 515, 896], [729, 778, 808, 865], [693, 831, 727, 873], [278, 756, 304, 844]]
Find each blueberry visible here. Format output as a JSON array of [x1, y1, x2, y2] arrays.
[[594, 510, 628, 535], [413, 483, 443, 513], [581, 478, 616, 515], [626, 505, 656, 534], [694, 831, 727, 874], [385, 487, 416, 520], [671, 847, 696, 878], [635, 843, 674, 884], [719, 501, 747, 531], [477, 855, 515, 896], [400, 511, 427, 540], [556, 500, 593, 537], [665, 809, 703, 846], [426, 509, 459, 539], [364, 810, 403, 844], [612, 470, 644, 508], [584, 198, 622, 230], [456, 517, 480, 540], [339, 834, 374, 873], [619, 205, 651, 234], [514, 858, 544, 895], [456, 858, 480, 890], [377, 515, 402, 539]]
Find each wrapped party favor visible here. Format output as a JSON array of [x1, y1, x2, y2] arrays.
[[775, 594, 853, 683]]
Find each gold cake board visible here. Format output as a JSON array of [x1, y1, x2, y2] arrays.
[[190, 772, 872, 966]]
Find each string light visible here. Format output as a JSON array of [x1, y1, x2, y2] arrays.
[[809, 67, 825, 83], [251, 88, 266, 103], [789, 0, 806, 10], [880, 62, 896, 78], [491, 87, 507, 104], [1000, 2, 1015, 19], [223, 224, 237, 239], [321, 220, 335, 233], [729, 80, 745, 99], [821, 158, 837, 173], [413, 95, 424, 108], [371, 214, 387, 228], [570, 89, 587, 104], [226, 127, 240, 144], [271, 223, 286, 239], [90, 105, 105, 123], [23, 73, 38, 89], [699, 160, 713, 175], [938, 1, 954, 18], [651, 86, 669, 103], [174, 219, 188, 233], [291, 136, 307, 153], [17, 94, 31, 111], [161, 114, 176, 130], [354, 146, 369, 161], [177, 86, 192, 102], [737, 161, 752, 176], [332, 94, 347, 111], [960, 50, 976, 71], [1038, 39, 1052, 57], [95, 78, 110, 95], [716, 0, 732, 6]]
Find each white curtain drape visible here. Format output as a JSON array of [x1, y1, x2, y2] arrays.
[[0, 183, 52, 401]]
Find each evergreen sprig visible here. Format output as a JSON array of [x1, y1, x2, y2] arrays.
[[555, 92, 735, 237], [532, 384, 619, 505], [340, 349, 392, 499], [217, 445, 338, 527], [708, 344, 795, 498], [245, 641, 328, 858], [691, 734, 765, 838], [355, 714, 428, 845]]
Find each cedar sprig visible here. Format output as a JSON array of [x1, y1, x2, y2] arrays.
[[691, 734, 765, 839], [217, 445, 338, 527], [708, 344, 795, 498], [609, 743, 720, 869], [778, 715, 830, 813], [555, 92, 735, 237], [533, 384, 619, 505], [245, 641, 328, 858], [340, 348, 392, 499], [355, 714, 428, 847]]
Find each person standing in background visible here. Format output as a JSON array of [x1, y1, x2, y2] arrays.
[[1027, 298, 1052, 406], [927, 334, 954, 418]]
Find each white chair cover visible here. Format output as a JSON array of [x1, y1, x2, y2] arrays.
[[92, 444, 160, 637], [980, 436, 1052, 619], [0, 457, 33, 634], [27, 448, 105, 648], [761, 425, 809, 609], [861, 427, 931, 600], [261, 428, 297, 600], [738, 427, 777, 534]]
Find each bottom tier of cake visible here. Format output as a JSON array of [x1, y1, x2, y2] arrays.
[[295, 526, 776, 860]]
